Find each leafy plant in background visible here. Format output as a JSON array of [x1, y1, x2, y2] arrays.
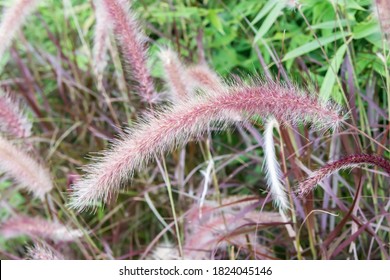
[[0, 0, 389, 260]]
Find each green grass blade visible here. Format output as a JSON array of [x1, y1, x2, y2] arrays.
[[309, 19, 350, 30], [282, 32, 346, 61], [253, 0, 286, 44], [320, 43, 348, 100], [251, 0, 277, 26], [353, 21, 380, 40]]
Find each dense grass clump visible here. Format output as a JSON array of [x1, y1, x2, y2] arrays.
[[0, 0, 389, 260]]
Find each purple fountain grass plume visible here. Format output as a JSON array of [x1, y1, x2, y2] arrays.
[[0, 136, 52, 199], [69, 80, 343, 211], [375, 0, 390, 45], [186, 64, 224, 93], [92, 0, 112, 80], [146, 242, 179, 260], [184, 197, 282, 259], [26, 243, 64, 260], [0, 0, 42, 61], [101, 0, 156, 103], [0, 215, 83, 242], [298, 154, 390, 197], [0, 90, 32, 138], [264, 117, 289, 211], [159, 48, 190, 101], [146, 196, 272, 259]]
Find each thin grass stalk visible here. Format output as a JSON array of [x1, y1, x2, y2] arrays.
[[159, 154, 183, 258]]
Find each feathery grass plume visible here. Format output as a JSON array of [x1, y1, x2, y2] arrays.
[[159, 48, 190, 101], [184, 197, 282, 259], [298, 154, 390, 197], [0, 90, 32, 138], [0, 215, 83, 242], [26, 243, 64, 260], [186, 64, 224, 93], [93, 0, 112, 80], [146, 242, 179, 260], [101, 0, 156, 103], [264, 117, 289, 211], [0, 0, 41, 61], [70, 80, 343, 211], [0, 136, 52, 199], [375, 0, 390, 45]]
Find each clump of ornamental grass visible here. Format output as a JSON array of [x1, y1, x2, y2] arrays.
[[298, 154, 390, 197], [0, 0, 42, 61], [69, 79, 343, 211], [0, 215, 83, 243], [0, 136, 52, 199], [71, 0, 347, 212]]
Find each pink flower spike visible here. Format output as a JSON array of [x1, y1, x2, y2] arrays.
[[69, 81, 343, 211], [298, 154, 390, 197], [0, 90, 32, 138], [26, 243, 64, 260], [0, 215, 83, 243], [0, 136, 52, 199], [184, 196, 282, 259], [159, 48, 190, 101], [0, 0, 42, 61], [186, 64, 224, 94], [101, 0, 156, 103], [92, 0, 112, 80]]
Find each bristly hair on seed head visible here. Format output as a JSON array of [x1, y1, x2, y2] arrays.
[[0, 215, 83, 242], [26, 243, 64, 260], [158, 47, 191, 101], [297, 154, 390, 198], [264, 117, 290, 212], [101, 0, 157, 104], [92, 0, 112, 81], [0, 137, 52, 200], [0, 0, 42, 62], [0, 90, 32, 138]]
